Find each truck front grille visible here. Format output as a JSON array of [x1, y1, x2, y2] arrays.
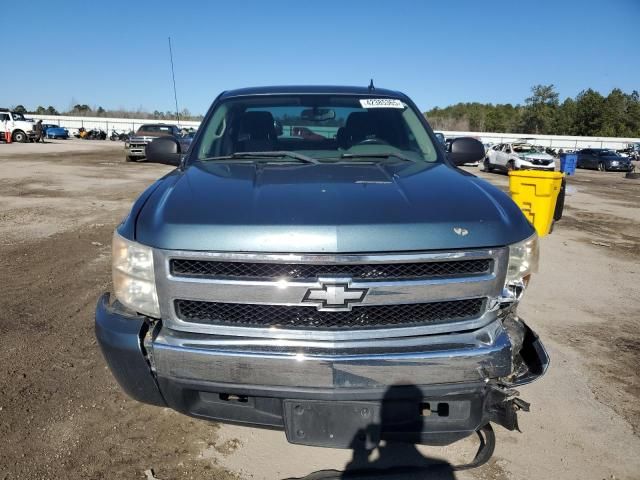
[[531, 159, 552, 165], [170, 258, 492, 281], [174, 298, 485, 330], [155, 248, 507, 339]]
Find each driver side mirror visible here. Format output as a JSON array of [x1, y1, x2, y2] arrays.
[[146, 136, 182, 166], [448, 137, 486, 166]]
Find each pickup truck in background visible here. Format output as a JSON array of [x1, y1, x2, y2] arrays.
[[0, 109, 37, 143], [96, 85, 549, 467], [125, 123, 192, 162]]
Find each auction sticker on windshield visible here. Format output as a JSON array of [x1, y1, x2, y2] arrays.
[[359, 99, 405, 109]]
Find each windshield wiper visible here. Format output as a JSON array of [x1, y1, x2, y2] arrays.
[[337, 152, 418, 163], [202, 151, 320, 164]]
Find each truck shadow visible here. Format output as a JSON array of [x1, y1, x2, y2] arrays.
[[282, 385, 458, 480]]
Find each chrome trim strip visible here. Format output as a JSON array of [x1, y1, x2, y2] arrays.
[[155, 316, 503, 350], [159, 248, 500, 265], [164, 309, 498, 341], [153, 248, 508, 340]]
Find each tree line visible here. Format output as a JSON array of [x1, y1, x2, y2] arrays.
[[425, 85, 640, 138], [11, 104, 203, 121]]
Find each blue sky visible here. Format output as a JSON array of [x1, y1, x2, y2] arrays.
[[3, 0, 638, 114]]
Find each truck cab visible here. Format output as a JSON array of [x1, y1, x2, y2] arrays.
[[0, 110, 37, 143], [96, 86, 548, 464]]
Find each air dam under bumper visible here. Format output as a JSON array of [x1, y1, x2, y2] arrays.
[[95, 293, 549, 447]]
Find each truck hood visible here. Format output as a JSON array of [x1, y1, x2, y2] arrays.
[[136, 161, 534, 253]]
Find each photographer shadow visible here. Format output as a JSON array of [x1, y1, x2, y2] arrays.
[[284, 385, 458, 480]]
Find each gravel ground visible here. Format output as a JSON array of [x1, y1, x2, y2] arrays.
[[0, 142, 638, 480]]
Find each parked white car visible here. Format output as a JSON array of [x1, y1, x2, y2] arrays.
[[483, 142, 555, 172]]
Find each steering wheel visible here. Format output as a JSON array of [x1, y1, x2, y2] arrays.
[[355, 137, 390, 146]]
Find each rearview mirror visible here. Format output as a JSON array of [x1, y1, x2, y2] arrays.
[[301, 108, 336, 121], [146, 136, 182, 166], [448, 137, 486, 166]]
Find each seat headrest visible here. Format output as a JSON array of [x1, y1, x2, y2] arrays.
[[238, 111, 276, 140], [344, 112, 373, 141]]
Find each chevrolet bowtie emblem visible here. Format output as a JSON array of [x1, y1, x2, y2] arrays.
[[302, 281, 368, 311]]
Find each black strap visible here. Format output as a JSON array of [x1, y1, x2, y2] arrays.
[[453, 423, 496, 470]]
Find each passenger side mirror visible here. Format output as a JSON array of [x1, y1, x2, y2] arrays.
[[146, 136, 182, 166], [448, 137, 486, 166]]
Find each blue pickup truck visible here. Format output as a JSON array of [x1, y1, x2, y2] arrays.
[[96, 85, 548, 465]]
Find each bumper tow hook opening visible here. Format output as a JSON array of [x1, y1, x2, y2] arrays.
[[453, 424, 496, 471]]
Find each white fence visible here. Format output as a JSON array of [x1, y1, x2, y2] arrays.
[[27, 114, 200, 133], [24, 114, 639, 150], [440, 130, 639, 151]]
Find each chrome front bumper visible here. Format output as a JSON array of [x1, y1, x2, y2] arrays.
[[151, 316, 547, 390], [126, 146, 146, 156], [97, 294, 549, 447]]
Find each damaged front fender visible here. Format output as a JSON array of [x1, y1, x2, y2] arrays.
[[486, 316, 549, 432], [502, 316, 550, 387]]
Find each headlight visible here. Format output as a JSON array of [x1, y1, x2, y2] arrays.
[[504, 234, 539, 301], [112, 231, 160, 317], [507, 234, 539, 283]]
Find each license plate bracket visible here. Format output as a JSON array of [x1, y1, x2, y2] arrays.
[[283, 400, 381, 448]]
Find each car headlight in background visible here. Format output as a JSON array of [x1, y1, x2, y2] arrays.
[[504, 233, 539, 301], [112, 231, 160, 317]]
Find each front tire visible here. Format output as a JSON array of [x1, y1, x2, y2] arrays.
[[507, 160, 516, 172], [12, 130, 27, 143], [598, 161, 606, 172], [483, 158, 494, 172]]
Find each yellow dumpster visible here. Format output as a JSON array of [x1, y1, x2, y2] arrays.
[[508, 170, 564, 237]]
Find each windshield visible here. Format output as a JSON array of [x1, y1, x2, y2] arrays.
[[597, 150, 617, 156], [195, 95, 438, 163], [513, 143, 542, 153], [138, 125, 176, 135]]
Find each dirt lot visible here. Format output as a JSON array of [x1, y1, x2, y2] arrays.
[[0, 140, 639, 480]]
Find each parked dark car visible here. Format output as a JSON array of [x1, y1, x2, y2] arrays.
[[576, 149, 634, 172]]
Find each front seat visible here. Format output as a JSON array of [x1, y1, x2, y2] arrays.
[[337, 111, 380, 149], [236, 111, 277, 152]]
